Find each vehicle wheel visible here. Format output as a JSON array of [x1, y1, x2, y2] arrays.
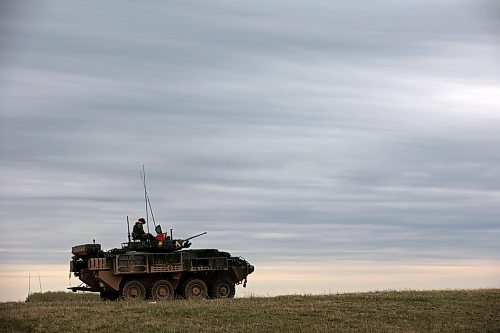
[[151, 279, 174, 301], [183, 278, 208, 300], [122, 280, 146, 300], [100, 291, 119, 301], [209, 278, 235, 299]]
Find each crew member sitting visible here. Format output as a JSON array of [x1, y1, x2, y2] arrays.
[[155, 225, 165, 242], [132, 218, 155, 242]]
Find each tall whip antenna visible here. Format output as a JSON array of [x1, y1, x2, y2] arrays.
[[147, 195, 157, 228], [141, 165, 150, 234], [140, 166, 157, 231], [127, 216, 131, 242]]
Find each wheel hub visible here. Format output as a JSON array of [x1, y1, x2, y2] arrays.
[[192, 285, 201, 296], [218, 285, 229, 297], [129, 287, 140, 298], [158, 287, 169, 297]]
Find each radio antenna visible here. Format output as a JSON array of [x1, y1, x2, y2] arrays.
[[147, 195, 157, 228], [140, 166, 157, 231], [127, 216, 131, 242], [141, 165, 149, 234]]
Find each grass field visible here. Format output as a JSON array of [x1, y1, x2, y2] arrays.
[[1, 289, 499, 332]]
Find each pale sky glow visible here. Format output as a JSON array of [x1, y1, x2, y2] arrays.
[[1, 261, 499, 302], [1, 0, 500, 301]]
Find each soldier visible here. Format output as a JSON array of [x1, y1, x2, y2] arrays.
[[132, 218, 155, 242], [155, 225, 165, 242], [132, 218, 146, 240]]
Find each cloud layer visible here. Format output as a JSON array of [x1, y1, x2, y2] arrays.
[[1, 0, 499, 283]]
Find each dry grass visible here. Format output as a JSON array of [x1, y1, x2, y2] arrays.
[[25, 291, 99, 302], [1, 289, 499, 332]]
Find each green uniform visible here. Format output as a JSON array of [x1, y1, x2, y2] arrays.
[[132, 222, 146, 240]]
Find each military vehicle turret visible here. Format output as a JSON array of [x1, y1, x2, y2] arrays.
[[69, 231, 254, 300]]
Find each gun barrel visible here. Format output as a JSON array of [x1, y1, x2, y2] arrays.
[[184, 231, 207, 241]]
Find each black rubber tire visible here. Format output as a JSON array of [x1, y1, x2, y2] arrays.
[[209, 278, 236, 299], [183, 278, 208, 300], [151, 279, 175, 301], [121, 280, 146, 301]]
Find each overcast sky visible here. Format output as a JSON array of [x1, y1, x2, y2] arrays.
[[1, 0, 499, 300]]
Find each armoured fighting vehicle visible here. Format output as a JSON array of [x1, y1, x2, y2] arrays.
[[70, 169, 254, 300], [69, 232, 254, 300]]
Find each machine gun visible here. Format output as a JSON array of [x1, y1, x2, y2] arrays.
[[179, 232, 207, 249], [149, 231, 207, 252]]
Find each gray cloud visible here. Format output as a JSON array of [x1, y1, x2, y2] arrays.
[[1, 0, 499, 272]]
